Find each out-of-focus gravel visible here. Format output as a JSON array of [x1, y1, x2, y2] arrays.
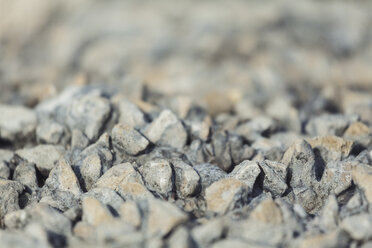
[[1, 0, 372, 247]]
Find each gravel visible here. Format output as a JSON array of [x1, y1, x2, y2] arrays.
[[2, 1, 372, 247]]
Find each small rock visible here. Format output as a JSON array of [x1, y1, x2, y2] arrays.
[[144, 109, 187, 150], [0, 104, 37, 142], [71, 129, 90, 150], [320, 161, 353, 196], [94, 162, 143, 191], [115, 99, 146, 128], [0, 161, 10, 179], [36, 120, 68, 145], [229, 160, 261, 192], [205, 178, 249, 214], [146, 198, 188, 237], [298, 230, 349, 248], [172, 158, 201, 198], [0, 230, 50, 248], [80, 154, 102, 191], [118, 182, 153, 200], [194, 163, 227, 193], [344, 121, 371, 137], [67, 95, 112, 141], [167, 227, 193, 248], [352, 164, 372, 204], [249, 198, 283, 225], [16, 145, 65, 177], [0, 179, 24, 218], [119, 201, 142, 229], [82, 197, 114, 226], [41, 158, 81, 210], [138, 159, 174, 197], [258, 160, 288, 197], [13, 161, 38, 190], [112, 123, 149, 155], [210, 131, 233, 172], [307, 136, 354, 161], [341, 213, 372, 241], [305, 114, 358, 137], [318, 194, 339, 231], [83, 187, 124, 214], [282, 140, 320, 213], [191, 218, 226, 247]]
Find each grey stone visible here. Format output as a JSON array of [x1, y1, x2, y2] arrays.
[[80, 154, 102, 191], [13, 161, 38, 191], [167, 226, 193, 248], [305, 114, 358, 137], [145, 197, 188, 238], [172, 158, 201, 198], [112, 123, 149, 155], [259, 160, 288, 197], [191, 218, 226, 247], [194, 163, 227, 193], [144, 109, 187, 150], [0, 179, 24, 219], [341, 213, 372, 241], [41, 158, 82, 211], [210, 131, 232, 172], [318, 194, 339, 231], [67, 95, 112, 141], [36, 120, 68, 145], [116, 99, 146, 128], [0, 161, 10, 179], [229, 160, 261, 192], [83, 187, 124, 214], [138, 159, 174, 197], [282, 140, 321, 213], [205, 178, 249, 214], [71, 129, 90, 150], [16, 145, 65, 177], [0, 104, 37, 142], [0, 230, 51, 248]]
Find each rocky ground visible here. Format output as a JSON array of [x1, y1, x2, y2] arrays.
[[1, 0, 372, 247]]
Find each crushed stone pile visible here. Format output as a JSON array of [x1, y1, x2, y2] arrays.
[[1, 1, 372, 247]]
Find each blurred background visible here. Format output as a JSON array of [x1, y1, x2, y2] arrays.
[[1, 0, 372, 116]]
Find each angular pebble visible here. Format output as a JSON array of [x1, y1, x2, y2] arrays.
[[229, 160, 261, 192], [112, 123, 149, 155], [205, 178, 249, 214], [172, 158, 201, 198]]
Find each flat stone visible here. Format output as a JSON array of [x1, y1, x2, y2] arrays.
[[229, 160, 261, 192], [138, 159, 174, 197], [205, 178, 249, 214], [352, 164, 372, 203], [94, 162, 143, 191], [67, 95, 112, 141], [144, 109, 187, 150], [112, 123, 149, 155], [258, 160, 288, 197], [82, 197, 114, 226], [0, 104, 37, 142], [172, 158, 201, 198], [146, 198, 188, 238], [16, 145, 65, 176], [341, 213, 372, 241], [249, 198, 283, 225]]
